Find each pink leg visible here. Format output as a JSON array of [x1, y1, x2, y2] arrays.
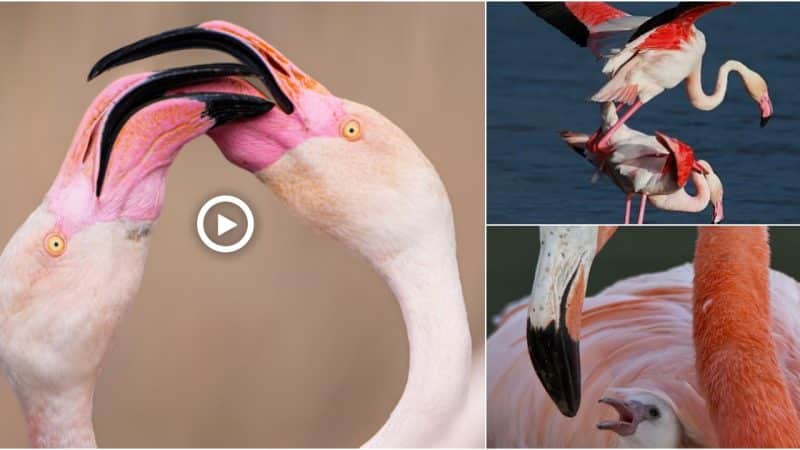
[[615, 102, 625, 113], [637, 194, 647, 224], [593, 100, 644, 151], [624, 194, 632, 224]]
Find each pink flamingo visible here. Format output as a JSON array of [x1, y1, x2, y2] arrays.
[[489, 226, 800, 446], [0, 67, 270, 447], [562, 103, 723, 224], [88, 21, 477, 447], [526, 2, 773, 150]]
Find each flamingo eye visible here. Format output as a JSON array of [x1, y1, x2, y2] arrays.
[[341, 119, 362, 141], [648, 407, 660, 418], [45, 233, 67, 257]]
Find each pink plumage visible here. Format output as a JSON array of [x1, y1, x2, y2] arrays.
[[488, 264, 800, 447]]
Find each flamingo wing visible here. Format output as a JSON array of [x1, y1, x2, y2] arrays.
[[524, 2, 628, 46], [631, 2, 733, 50]]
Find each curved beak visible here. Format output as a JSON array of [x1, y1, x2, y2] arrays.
[[711, 200, 724, 224], [88, 22, 298, 114], [96, 63, 267, 195], [527, 226, 615, 417], [759, 92, 773, 128]]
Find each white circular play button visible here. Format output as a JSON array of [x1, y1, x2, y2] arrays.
[[196, 195, 254, 253]]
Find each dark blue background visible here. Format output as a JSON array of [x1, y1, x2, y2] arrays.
[[487, 3, 800, 224]]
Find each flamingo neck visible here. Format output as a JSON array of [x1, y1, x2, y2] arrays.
[[648, 171, 710, 213], [686, 60, 751, 111], [693, 227, 800, 447], [20, 385, 96, 447], [362, 225, 471, 447]]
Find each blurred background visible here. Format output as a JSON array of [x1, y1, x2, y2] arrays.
[[487, 226, 800, 334], [488, 2, 800, 224], [0, 3, 484, 447]]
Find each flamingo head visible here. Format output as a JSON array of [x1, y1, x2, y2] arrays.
[[526, 226, 616, 417], [0, 69, 270, 437], [88, 21, 451, 263], [694, 160, 724, 224], [597, 388, 683, 447]]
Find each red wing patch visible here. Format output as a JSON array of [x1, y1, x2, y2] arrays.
[[637, 3, 731, 50], [565, 2, 628, 27], [671, 142, 696, 187], [638, 23, 694, 50]]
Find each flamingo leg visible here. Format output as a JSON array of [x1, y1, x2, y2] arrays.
[[624, 194, 632, 224], [637, 194, 647, 224], [593, 100, 644, 151]]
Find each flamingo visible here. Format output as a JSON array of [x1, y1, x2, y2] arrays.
[[0, 67, 271, 446], [562, 102, 723, 224], [488, 270, 713, 447], [490, 226, 800, 446], [525, 2, 773, 150], [87, 20, 476, 447], [693, 227, 800, 446]]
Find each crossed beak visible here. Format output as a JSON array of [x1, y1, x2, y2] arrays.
[[93, 63, 275, 196], [759, 92, 773, 128], [88, 21, 329, 116], [527, 226, 613, 417]]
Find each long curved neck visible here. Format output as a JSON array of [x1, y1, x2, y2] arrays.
[[693, 227, 800, 447], [685, 60, 750, 111], [363, 220, 471, 447], [648, 172, 709, 213], [20, 385, 96, 447]]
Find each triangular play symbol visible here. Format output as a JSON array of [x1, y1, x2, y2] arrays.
[[217, 214, 238, 237]]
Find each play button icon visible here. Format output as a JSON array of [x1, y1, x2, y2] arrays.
[[197, 195, 254, 253], [217, 214, 237, 237]]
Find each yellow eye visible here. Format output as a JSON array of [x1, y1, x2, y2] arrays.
[[341, 119, 362, 141], [45, 233, 66, 257]]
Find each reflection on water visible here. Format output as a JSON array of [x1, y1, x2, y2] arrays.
[[488, 3, 800, 224]]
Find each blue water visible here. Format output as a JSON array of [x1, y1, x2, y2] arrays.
[[487, 3, 800, 224]]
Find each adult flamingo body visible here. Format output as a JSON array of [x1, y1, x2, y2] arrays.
[[525, 2, 772, 149], [89, 21, 475, 447], [562, 103, 723, 224], [0, 70, 270, 446]]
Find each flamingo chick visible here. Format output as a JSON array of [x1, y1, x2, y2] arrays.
[[88, 21, 475, 447], [0, 68, 270, 446], [526, 2, 772, 150], [597, 388, 691, 448], [562, 103, 724, 224]]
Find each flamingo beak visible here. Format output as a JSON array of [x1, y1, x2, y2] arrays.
[[527, 226, 607, 417], [88, 23, 295, 114], [95, 63, 273, 196], [759, 92, 773, 128], [711, 200, 724, 224], [597, 397, 647, 437]]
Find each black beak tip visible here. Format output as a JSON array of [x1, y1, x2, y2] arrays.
[[526, 317, 582, 418], [761, 115, 771, 128], [87, 66, 101, 81]]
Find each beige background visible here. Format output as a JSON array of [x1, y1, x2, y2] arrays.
[[0, 3, 484, 447]]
